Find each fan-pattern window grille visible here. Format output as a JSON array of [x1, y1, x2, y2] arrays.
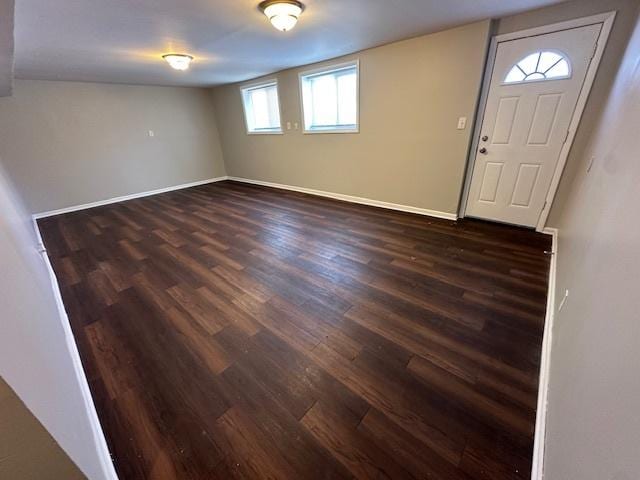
[[504, 51, 571, 84]]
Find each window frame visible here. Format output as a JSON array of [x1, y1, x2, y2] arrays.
[[240, 79, 284, 135], [298, 60, 360, 134]]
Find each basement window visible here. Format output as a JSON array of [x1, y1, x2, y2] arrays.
[[241, 80, 283, 134], [300, 61, 359, 133]]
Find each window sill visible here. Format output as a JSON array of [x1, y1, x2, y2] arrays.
[[303, 127, 359, 135], [246, 130, 284, 135]]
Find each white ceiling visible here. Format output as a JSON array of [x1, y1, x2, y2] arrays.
[[14, 0, 567, 87]]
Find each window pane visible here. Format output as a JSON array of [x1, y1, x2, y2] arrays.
[[301, 63, 358, 131], [538, 52, 563, 72], [311, 74, 338, 126], [518, 53, 540, 75], [250, 88, 270, 129], [242, 82, 281, 132], [337, 72, 357, 125], [546, 60, 570, 78], [505, 67, 526, 83], [266, 85, 280, 127], [525, 72, 545, 81]]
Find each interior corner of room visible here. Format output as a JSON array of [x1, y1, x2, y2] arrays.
[[1, 0, 640, 479]]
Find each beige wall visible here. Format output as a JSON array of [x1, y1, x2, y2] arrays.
[[0, 80, 227, 214], [543, 9, 640, 479], [497, 0, 640, 226], [0, 0, 14, 97], [0, 376, 85, 479], [212, 21, 491, 215], [213, 1, 639, 224]]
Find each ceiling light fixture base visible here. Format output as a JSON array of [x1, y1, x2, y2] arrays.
[[162, 54, 194, 71], [259, 0, 304, 32]]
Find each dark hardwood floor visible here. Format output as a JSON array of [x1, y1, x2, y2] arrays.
[[38, 180, 551, 480]]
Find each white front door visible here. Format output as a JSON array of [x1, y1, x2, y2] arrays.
[[465, 24, 601, 227]]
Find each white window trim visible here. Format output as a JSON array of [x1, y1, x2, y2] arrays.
[[240, 78, 284, 135], [298, 60, 360, 134]]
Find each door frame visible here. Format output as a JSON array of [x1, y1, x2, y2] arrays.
[[459, 11, 616, 232]]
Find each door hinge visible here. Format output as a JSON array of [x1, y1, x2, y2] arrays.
[[563, 129, 571, 145], [591, 42, 599, 60], [542, 200, 548, 212]]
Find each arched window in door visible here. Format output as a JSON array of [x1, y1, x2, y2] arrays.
[[504, 51, 571, 84]]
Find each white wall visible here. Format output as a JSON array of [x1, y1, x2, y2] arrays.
[[0, 160, 115, 479], [543, 10, 640, 480], [0, 80, 227, 214]]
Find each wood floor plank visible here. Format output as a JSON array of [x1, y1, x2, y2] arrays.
[[215, 406, 299, 480], [218, 360, 353, 479], [301, 400, 414, 479], [407, 355, 534, 436], [359, 408, 474, 480], [308, 341, 466, 466], [38, 180, 551, 479]]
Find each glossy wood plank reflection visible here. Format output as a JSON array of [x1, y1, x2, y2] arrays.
[[38, 180, 551, 480]]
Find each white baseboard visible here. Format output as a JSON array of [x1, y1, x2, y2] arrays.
[[33, 176, 229, 219], [33, 175, 457, 222], [227, 176, 458, 221], [531, 227, 558, 480], [32, 218, 119, 480]]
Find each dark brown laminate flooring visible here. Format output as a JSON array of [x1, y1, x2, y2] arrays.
[[38, 180, 551, 480]]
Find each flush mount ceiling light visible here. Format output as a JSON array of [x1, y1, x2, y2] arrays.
[[259, 0, 304, 32], [162, 54, 194, 71]]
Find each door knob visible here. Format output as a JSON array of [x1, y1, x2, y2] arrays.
[[479, 147, 488, 154], [481, 135, 489, 141]]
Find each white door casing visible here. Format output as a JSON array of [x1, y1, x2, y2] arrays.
[[465, 24, 601, 228]]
